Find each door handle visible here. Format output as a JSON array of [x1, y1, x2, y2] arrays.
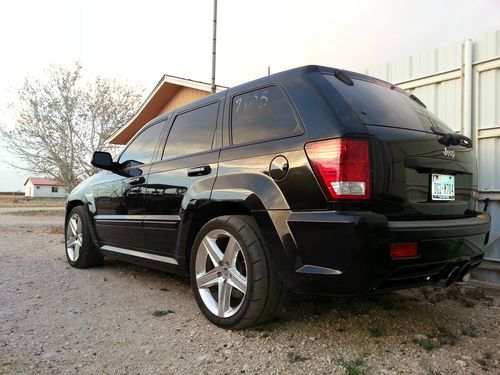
[[187, 165, 211, 177], [129, 176, 145, 185]]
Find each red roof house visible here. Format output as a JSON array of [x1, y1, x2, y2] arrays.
[[24, 177, 68, 198]]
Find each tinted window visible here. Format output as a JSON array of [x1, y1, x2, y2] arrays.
[[324, 74, 455, 133], [118, 121, 164, 165], [163, 102, 218, 159], [231, 86, 299, 145]]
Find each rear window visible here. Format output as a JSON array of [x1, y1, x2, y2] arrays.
[[231, 86, 300, 145], [324, 74, 444, 132]]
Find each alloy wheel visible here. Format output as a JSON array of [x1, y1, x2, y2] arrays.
[[66, 213, 83, 262], [195, 229, 248, 318]]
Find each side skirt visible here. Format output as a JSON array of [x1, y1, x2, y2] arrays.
[[100, 245, 188, 276]]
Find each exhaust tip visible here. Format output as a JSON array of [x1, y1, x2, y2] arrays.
[[445, 266, 461, 287], [457, 263, 471, 282]]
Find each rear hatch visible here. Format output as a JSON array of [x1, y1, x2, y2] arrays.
[[324, 73, 477, 220]]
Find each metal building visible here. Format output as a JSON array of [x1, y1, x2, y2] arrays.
[[365, 30, 500, 284]]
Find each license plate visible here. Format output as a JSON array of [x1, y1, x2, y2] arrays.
[[431, 174, 455, 201]]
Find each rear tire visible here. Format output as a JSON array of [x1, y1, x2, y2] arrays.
[[65, 206, 101, 268], [190, 215, 286, 329]]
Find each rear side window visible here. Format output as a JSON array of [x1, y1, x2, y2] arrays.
[[231, 86, 300, 145], [118, 121, 165, 165], [163, 102, 219, 160]]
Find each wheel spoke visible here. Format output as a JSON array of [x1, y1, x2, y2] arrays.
[[66, 247, 74, 261], [197, 267, 221, 289], [218, 280, 232, 317], [202, 237, 223, 266], [69, 218, 78, 236], [228, 268, 247, 294], [66, 237, 78, 247], [73, 242, 81, 260], [76, 234, 83, 247], [222, 237, 240, 266]]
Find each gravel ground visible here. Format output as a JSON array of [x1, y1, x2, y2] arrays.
[[0, 209, 499, 375]]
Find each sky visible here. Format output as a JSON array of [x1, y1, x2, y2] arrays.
[[0, 0, 499, 191]]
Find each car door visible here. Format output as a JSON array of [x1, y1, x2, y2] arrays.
[[93, 120, 166, 249], [143, 100, 222, 256]]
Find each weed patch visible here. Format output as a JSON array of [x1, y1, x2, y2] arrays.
[[4, 209, 65, 216], [460, 324, 479, 337], [46, 225, 64, 234], [476, 352, 494, 371], [152, 309, 174, 317], [435, 326, 459, 346], [367, 325, 386, 338], [287, 351, 309, 363], [336, 357, 366, 375]]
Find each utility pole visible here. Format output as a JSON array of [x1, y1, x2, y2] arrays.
[[211, 0, 217, 94]]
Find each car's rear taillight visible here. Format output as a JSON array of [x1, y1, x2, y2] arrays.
[[305, 138, 371, 200]]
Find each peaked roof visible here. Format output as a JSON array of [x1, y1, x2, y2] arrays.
[[107, 75, 227, 145], [24, 177, 62, 186]]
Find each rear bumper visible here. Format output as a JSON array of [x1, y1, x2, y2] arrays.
[[285, 211, 491, 296]]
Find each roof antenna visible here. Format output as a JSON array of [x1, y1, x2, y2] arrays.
[[268, 66, 271, 76], [211, 0, 217, 94]]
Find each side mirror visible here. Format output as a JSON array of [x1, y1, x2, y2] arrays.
[[91, 151, 115, 171]]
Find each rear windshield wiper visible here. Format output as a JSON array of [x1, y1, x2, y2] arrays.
[[333, 69, 354, 86], [431, 127, 472, 148], [409, 94, 426, 108]]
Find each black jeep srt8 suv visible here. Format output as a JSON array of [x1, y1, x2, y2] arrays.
[[65, 65, 491, 329]]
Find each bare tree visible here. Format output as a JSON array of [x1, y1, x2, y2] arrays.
[[0, 63, 143, 189]]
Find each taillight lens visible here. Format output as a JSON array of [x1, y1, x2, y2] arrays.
[[305, 138, 371, 200]]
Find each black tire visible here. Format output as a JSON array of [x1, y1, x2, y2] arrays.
[[190, 215, 286, 329], [65, 206, 101, 268]]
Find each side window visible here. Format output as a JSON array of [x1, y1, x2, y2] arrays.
[[163, 102, 218, 160], [118, 121, 165, 166], [231, 86, 299, 145]]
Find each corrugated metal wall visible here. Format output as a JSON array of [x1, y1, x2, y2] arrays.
[[365, 30, 500, 284]]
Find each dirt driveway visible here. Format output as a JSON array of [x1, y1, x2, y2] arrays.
[[0, 209, 499, 374]]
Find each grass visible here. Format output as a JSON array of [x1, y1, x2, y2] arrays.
[[460, 324, 479, 337], [152, 309, 174, 317], [367, 325, 386, 338], [419, 285, 491, 308], [476, 352, 494, 371], [0, 195, 65, 208], [46, 225, 65, 234], [413, 326, 459, 351], [378, 293, 407, 311], [435, 326, 459, 346], [464, 288, 492, 301], [286, 351, 310, 363], [335, 357, 366, 375], [413, 337, 439, 351], [3, 209, 65, 216], [336, 300, 372, 316]]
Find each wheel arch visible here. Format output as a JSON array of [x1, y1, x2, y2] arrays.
[[178, 192, 294, 284], [65, 199, 100, 248]]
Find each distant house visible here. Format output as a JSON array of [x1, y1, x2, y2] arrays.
[[24, 177, 68, 198]]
